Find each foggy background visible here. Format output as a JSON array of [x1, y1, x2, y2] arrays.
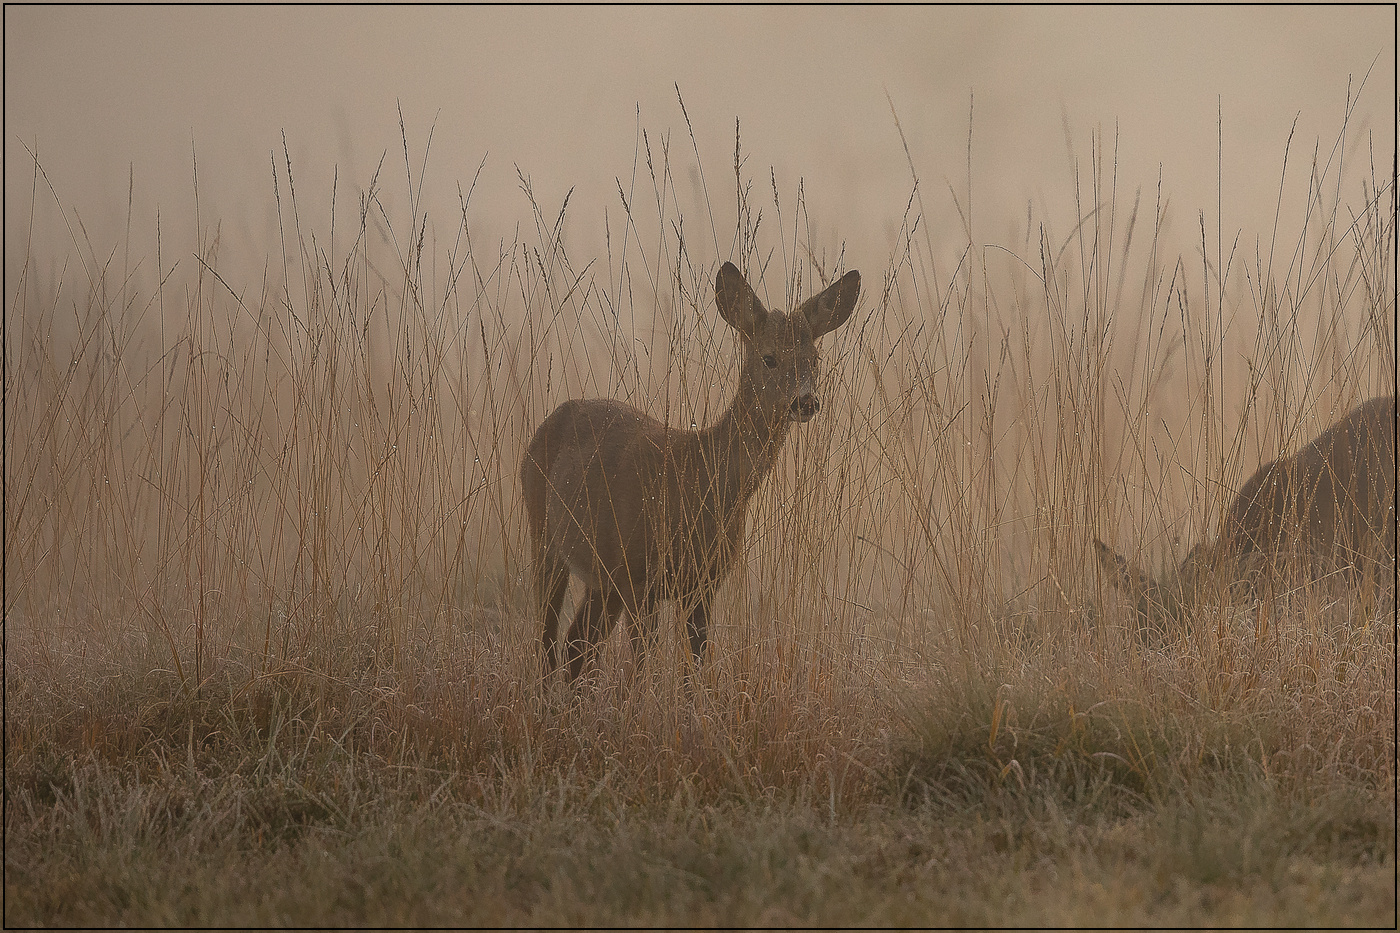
[[7, 6, 1395, 300]]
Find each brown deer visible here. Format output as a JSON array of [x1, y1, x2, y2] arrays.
[[521, 262, 860, 682], [1095, 395, 1397, 633]]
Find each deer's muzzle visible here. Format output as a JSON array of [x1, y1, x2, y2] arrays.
[[791, 394, 820, 422]]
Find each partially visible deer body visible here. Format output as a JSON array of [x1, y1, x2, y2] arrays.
[[1095, 395, 1397, 632], [521, 262, 860, 682]]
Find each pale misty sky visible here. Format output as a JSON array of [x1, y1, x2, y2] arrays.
[[6, 6, 1395, 293]]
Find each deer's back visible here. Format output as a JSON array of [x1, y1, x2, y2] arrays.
[[1224, 395, 1396, 570], [524, 398, 744, 604]]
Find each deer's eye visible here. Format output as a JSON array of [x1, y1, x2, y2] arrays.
[[761, 354, 778, 369]]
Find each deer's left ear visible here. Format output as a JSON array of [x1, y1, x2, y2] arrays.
[[799, 269, 860, 338]]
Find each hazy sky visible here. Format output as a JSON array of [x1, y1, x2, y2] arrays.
[[6, 6, 1395, 290]]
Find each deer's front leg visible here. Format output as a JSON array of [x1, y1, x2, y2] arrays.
[[684, 591, 713, 667]]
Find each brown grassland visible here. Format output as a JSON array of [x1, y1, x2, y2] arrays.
[[5, 95, 1396, 926]]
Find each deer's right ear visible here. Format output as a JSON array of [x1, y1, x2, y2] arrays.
[[716, 262, 767, 337], [799, 269, 860, 338]]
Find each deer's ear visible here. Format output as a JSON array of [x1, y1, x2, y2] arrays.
[[1094, 538, 1149, 598], [799, 269, 860, 338], [715, 262, 767, 337]]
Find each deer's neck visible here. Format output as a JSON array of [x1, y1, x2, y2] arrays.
[[698, 378, 792, 507]]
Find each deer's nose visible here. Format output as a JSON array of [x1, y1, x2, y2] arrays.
[[791, 394, 820, 422]]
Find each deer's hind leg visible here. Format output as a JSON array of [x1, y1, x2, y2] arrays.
[[522, 448, 570, 679], [565, 587, 623, 683], [535, 547, 570, 678], [684, 587, 717, 669]]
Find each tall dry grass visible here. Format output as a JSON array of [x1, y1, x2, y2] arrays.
[[5, 89, 1394, 925]]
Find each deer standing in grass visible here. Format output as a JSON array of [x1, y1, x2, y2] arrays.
[[1095, 395, 1397, 631], [522, 262, 861, 682]]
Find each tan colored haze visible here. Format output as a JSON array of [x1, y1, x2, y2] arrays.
[[6, 6, 1394, 298]]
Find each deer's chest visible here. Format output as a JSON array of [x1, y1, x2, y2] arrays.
[[643, 472, 749, 599]]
